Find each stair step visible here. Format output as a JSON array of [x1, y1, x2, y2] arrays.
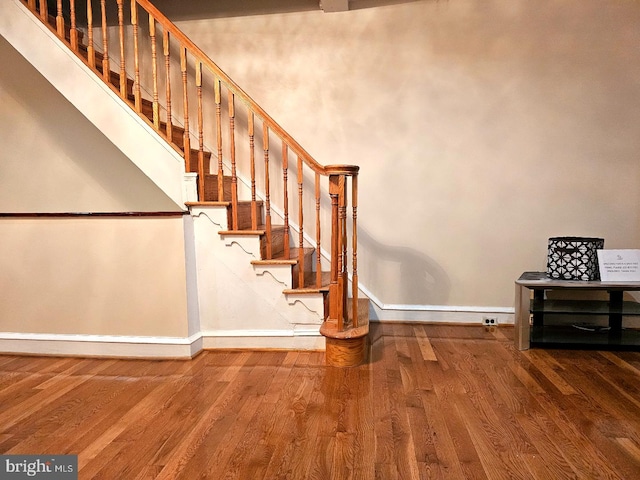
[[283, 270, 331, 293], [188, 151, 212, 175], [235, 200, 264, 230], [251, 244, 329, 291], [252, 247, 319, 289], [74, 44, 134, 95], [219, 224, 287, 260], [251, 247, 314, 266], [46, 14, 84, 44], [123, 94, 191, 154], [127, 97, 178, 140], [74, 42, 133, 94], [127, 94, 154, 119], [259, 224, 285, 260], [203, 174, 232, 201], [161, 121, 187, 149], [105, 68, 135, 95], [76, 43, 183, 152]]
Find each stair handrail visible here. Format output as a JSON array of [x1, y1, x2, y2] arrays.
[[136, 0, 348, 178], [22, 0, 361, 333]]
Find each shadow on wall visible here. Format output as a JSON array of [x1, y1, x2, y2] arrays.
[[358, 226, 451, 307]]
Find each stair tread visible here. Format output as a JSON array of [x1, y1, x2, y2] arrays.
[[219, 224, 285, 236], [251, 247, 314, 266], [185, 201, 231, 207]]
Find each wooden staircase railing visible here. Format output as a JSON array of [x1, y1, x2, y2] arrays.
[[21, 0, 366, 364]]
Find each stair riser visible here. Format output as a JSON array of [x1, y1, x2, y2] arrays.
[[204, 175, 232, 201], [188, 152, 212, 175], [261, 228, 285, 260], [235, 201, 264, 230], [291, 251, 315, 289]]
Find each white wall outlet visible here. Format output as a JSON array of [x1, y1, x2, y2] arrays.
[[483, 316, 498, 326]]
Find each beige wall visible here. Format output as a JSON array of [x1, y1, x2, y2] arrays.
[[0, 32, 191, 339], [175, 0, 640, 308], [0, 217, 190, 337], [0, 36, 181, 213]]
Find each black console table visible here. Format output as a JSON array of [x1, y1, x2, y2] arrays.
[[514, 272, 640, 350]]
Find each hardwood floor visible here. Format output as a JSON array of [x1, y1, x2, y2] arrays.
[[1, 324, 639, 479]]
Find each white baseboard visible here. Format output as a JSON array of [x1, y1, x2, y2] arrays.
[[0, 332, 203, 359], [201, 329, 325, 350], [370, 302, 515, 325], [349, 276, 515, 325], [0, 330, 325, 357], [0, 305, 514, 360]]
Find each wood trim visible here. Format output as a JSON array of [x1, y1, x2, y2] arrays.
[[0, 331, 203, 359], [0, 212, 187, 218]]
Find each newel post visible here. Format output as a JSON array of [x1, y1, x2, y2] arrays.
[[326, 164, 359, 332], [329, 174, 345, 330]]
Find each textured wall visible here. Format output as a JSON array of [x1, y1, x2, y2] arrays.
[[175, 0, 640, 308]]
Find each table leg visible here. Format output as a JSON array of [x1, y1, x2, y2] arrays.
[[532, 289, 545, 326], [515, 283, 531, 350], [608, 290, 623, 331]]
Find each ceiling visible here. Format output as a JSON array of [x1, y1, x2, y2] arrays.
[[72, 1, 423, 24]]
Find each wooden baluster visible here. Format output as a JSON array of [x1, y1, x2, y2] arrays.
[[229, 91, 239, 229], [86, 0, 95, 68], [341, 176, 348, 326], [131, 0, 141, 112], [297, 155, 304, 288], [196, 62, 205, 200], [149, 16, 159, 129], [282, 145, 290, 260], [163, 30, 173, 143], [116, 0, 126, 98], [180, 46, 191, 175], [214, 79, 224, 201], [56, 0, 64, 37], [352, 175, 359, 327], [100, 0, 109, 82], [329, 175, 343, 329], [28, 0, 36, 11], [264, 125, 272, 259], [39, 0, 47, 22], [69, 0, 78, 50], [315, 172, 322, 288], [249, 113, 258, 230]]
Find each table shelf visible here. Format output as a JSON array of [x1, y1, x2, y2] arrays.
[[515, 271, 640, 351], [530, 325, 640, 350], [530, 299, 640, 316]]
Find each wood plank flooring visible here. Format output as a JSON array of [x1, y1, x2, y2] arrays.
[[1, 324, 639, 479]]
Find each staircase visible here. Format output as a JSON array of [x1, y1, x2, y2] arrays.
[[16, 0, 369, 366]]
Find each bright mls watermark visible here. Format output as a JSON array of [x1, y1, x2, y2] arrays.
[[0, 455, 77, 479]]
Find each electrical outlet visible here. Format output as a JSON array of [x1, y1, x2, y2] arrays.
[[483, 316, 498, 326]]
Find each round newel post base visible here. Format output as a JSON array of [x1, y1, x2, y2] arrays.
[[325, 336, 368, 367]]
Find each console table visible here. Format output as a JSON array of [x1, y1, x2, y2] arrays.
[[515, 272, 640, 351]]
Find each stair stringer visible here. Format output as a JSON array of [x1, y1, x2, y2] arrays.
[[190, 206, 326, 350], [0, 0, 187, 208]]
